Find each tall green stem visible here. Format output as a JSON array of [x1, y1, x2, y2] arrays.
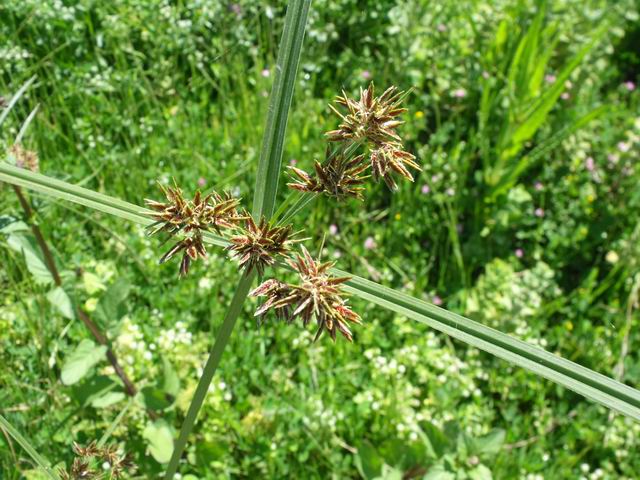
[[163, 272, 256, 478]]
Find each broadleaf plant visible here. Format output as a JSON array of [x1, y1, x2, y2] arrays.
[[1, 1, 639, 478]]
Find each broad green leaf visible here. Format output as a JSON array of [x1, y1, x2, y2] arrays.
[[472, 429, 505, 456], [4, 161, 640, 422], [143, 420, 174, 464], [61, 339, 107, 385], [91, 391, 126, 409], [46, 287, 75, 320], [6, 233, 53, 284], [0, 216, 28, 233]]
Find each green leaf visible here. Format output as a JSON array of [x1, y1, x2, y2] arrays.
[[61, 339, 107, 385], [161, 358, 180, 397], [6, 233, 53, 284], [91, 391, 126, 409], [72, 375, 118, 406], [252, 0, 312, 220], [143, 420, 174, 464], [355, 441, 384, 479], [472, 429, 505, 456], [46, 287, 75, 320], [95, 278, 131, 325], [0, 162, 228, 249], [422, 464, 455, 480], [83, 272, 106, 295], [340, 270, 640, 421], [468, 464, 493, 480], [140, 386, 173, 411], [420, 422, 450, 458]]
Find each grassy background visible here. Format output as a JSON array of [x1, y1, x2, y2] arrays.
[[1, 0, 640, 478]]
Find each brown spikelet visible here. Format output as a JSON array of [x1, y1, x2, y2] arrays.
[[326, 83, 407, 145], [145, 181, 246, 276], [227, 213, 297, 275], [370, 143, 421, 190], [59, 441, 134, 479], [287, 147, 369, 200], [251, 246, 361, 342]]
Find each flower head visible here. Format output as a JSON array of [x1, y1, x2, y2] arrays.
[[370, 143, 420, 190], [288, 149, 369, 200], [10, 144, 39, 172], [59, 441, 132, 480], [145, 182, 244, 276], [326, 83, 407, 145], [227, 214, 297, 275], [251, 247, 361, 341]]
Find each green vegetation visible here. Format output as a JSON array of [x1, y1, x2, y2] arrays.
[[1, 0, 639, 479]]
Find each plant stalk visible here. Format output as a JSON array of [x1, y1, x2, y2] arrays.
[[11, 184, 155, 418], [163, 271, 256, 479]]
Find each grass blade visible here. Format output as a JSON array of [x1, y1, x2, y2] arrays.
[[0, 75, 37, 128], [252, 0, 312, 220], [340, 270, 640, 420], [0, 413, 59, 479], [0, 163, 227, 248]]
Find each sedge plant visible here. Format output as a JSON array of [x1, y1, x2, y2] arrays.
[[1, 1, 640, 478]]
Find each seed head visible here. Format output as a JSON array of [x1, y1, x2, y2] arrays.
[[227, 214, 297, 275], [59, 441, 133, 479], [251, 246, 361, 342], [145, 182, 245, 276], [326, 83, 407, 145], [287, 148, 369, 200], [10, 144, 39, 172], [370, 142, 421, 190]]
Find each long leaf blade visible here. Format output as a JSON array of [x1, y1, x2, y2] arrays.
[[252, 0, 312, 220], [0, 413, 59, 479], [339, 270, 640, 420]]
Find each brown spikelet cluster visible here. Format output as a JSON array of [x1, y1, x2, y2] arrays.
[[10, 144, 39, 172], [251, 246, 361, 341], [370, 143, 420, 190], [288, 82, 419, 198], [326, 83, 407, 144], [227, 213, 297, 275], [145, 182, 245, 276], [58, 441, 133, 479], [288, 148, 369, 200], [0, 96, 7, 108]]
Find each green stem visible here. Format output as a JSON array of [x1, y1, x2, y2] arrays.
[[163, 271, 256, 479]]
